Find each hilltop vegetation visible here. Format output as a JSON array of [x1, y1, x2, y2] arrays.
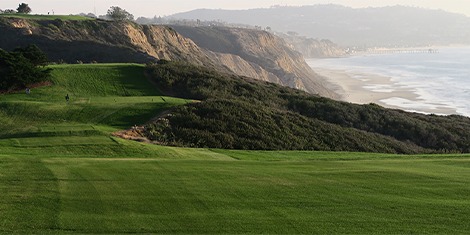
[[0, 13, 93, 21], [144, 62, 470, 153]]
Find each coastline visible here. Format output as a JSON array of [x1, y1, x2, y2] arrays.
[[312, 67, 458, 115]]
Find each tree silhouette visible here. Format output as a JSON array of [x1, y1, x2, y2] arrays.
[[106, 6, 134, 21], [0, 45, 51, 91], [3, 9, 16, 14], [17, 3, 31, 14], [13, 45, 48, 66]]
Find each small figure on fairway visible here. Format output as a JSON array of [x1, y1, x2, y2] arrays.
[[25, 88, 30, 95], [65, 94, 70, 103]]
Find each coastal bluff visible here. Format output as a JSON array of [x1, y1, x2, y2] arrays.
[[0, 17, 337, 98]]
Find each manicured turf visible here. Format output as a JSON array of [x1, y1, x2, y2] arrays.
[[1, 151, 469, 234], [0, 64, 183, 135], [0, 63, 469, 234], [49, 64, 157, 97]]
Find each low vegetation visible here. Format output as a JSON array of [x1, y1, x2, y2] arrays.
[[0, 13, 93, 21], [144, 62, 470, 153]]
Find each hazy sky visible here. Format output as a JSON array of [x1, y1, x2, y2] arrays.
[[1, 0, 470, 17]]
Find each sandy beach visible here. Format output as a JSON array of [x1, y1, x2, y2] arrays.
[[312, 67, 458, 115]]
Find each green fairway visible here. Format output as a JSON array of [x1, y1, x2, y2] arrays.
[[0, 64, 184, 135], [1, 152, 469, 234], [1, 63, 469, 233]]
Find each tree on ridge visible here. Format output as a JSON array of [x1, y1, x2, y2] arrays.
[[17, 3, 31, 14], [106, 6, 134, 21], [3, 9, 17, 14]]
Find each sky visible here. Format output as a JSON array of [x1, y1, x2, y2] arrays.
[[1, 0, 470, 18]]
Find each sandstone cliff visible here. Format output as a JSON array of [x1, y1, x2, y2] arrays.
[[279, 34, 346, 58], [0, 17, 336, 98], [0, 18, 213, 64], [172, 26, 337, 97]]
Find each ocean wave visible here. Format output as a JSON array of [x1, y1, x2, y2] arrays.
[[308, 47, 470, 116]]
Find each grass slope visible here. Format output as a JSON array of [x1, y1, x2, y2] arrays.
[[0, 63, 187, 158], [0, 64, 185, 135], [0, 63, 469, 234]]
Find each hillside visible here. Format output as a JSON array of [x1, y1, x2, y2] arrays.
[[2, 17, 470, 153], [171, 25, 337, 96], [0, 17, 210, 64], [171, 5, 470, 47], [0, 64, 187, 139], [142, 62, 470, 154], [0, 16, 335, 97], [1, 64, 470, 234]]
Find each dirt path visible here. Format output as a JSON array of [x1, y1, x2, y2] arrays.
[[112, 109, 173, 144]]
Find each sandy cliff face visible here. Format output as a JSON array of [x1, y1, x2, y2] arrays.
[[173, 26, 338, 97], [280, 35, 346, 58], [209, 52, 281, 83], [0, 18, 214, 64], [0, 18, 336, 98]]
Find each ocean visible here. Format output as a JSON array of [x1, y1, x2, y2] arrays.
[[307, 47, 470, 117]]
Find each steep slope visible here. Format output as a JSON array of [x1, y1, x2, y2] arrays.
[[279, 34, 345, 58], [0, 63, 187, 141], [0, 17, 336, 98], [144, 62, 470, 153], [172, 25, 337, 97], [0, 17, 213, 64]]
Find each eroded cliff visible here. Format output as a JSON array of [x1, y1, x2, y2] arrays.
[[0, 18, 214, 64], [172, 26, 338, 97], [279, 34, 346, 58], [0, 17, 336, 98]]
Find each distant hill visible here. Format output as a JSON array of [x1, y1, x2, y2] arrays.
[[170, 5, 470, 47]]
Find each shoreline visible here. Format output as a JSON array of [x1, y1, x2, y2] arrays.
[[312, 67, 458, 115]]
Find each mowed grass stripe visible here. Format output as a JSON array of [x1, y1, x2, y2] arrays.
[[0, 157, 60, 233], [4, 151, 468, 233], [0, 97, 184, 133], [0, 64, 187, 136], [18, 156, 466, 234], [49, 64, 159, 97], [11, 136, 116, 147]]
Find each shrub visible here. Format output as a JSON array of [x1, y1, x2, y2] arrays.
[[0, 45, 51, 91], [143, 62, 470, 153]]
